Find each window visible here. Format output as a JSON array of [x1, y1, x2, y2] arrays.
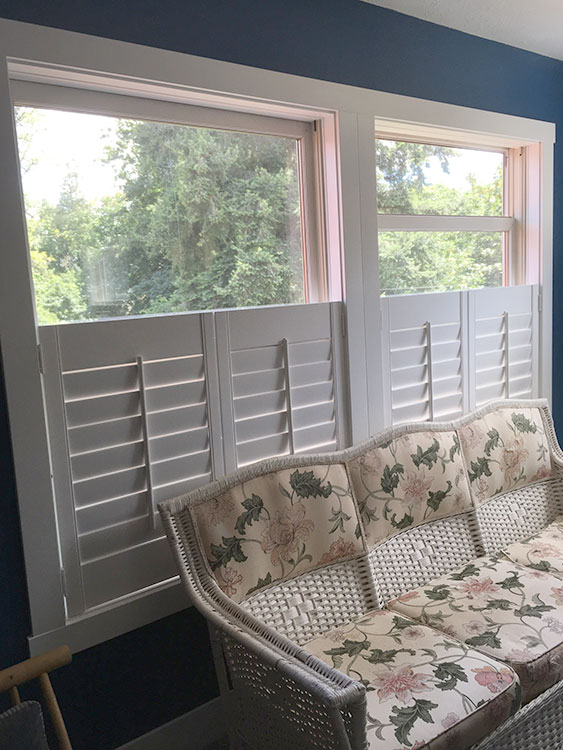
[[0, 23, 552, 656], [15, 97, 319, 324], [376, 138, 509, 295], [376, 131, 543, 425]]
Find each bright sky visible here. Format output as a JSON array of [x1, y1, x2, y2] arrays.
[[16, 107, 120, 204], [17, 108, 504, 208]]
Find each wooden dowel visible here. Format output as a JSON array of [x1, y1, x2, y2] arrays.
[[39, 672, 72, 750], [9, 686, 20, 705], [0, 646, 71, 693]]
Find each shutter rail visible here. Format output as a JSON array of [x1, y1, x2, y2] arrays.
[[503, 310, 510, 399], [136, 355, 156, 530], [425, 321, 434, 422], [282, 338, 295, 454]]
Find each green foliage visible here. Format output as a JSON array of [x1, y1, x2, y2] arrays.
[[22, 115, 507, 323], [289, 470, 332, 498], [485, 429, 501, 455], [381, 463, 404, 494], [21, 114, 305, 323], [512, 413, 538, 434], [424, 584, 451, 601], [411, 439, 440, 469], [235, 494, 264, 535], [468, 457, 492, 482], [376, 139, 504, 296], [209, 536, 247, 570], [323, 640, 369, 658], [433, 661, 468, 691], [390, 512, 414, 529], [466, 631, 502, 649], [390, 698, 438, 745], [30, 250, 87, 324], [449, 564, 480, 581], [246, 572, 273, 595], [427, 484, 451, 511]]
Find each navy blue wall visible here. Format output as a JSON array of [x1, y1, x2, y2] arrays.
[[0, 1, 561, 747]]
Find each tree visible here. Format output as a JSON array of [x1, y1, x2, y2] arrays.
[[376, 139, 504, 295], [103, 122, 304, 314]]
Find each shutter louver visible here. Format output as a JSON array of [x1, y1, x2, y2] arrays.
[[472, 285, 538, 407], [381, 292, 465, 425]]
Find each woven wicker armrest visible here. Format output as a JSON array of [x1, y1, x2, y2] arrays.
[[159, 499, 366, 713]]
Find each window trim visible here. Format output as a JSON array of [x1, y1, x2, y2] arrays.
[[0, 18, 554, 655]]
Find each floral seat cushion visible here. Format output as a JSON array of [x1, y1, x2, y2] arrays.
[[191, 464, 364, 603], [303, 608, 520, 750], [503, 516, 563, 579], [388, 555, 563, 702]]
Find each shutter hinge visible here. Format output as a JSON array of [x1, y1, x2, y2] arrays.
[[313, 120, 318, 132], [37, 343, 44, 375], [341, 307, 347, 338], [538, 290, 543, 313], [60, 567, 67, 598]]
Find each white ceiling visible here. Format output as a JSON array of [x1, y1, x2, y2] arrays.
[[361, 0, 563, 61]]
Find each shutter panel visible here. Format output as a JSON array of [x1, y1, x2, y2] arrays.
[[471, 285, 538, 407], [217, 302, 345, 470], [40, 303, 348, 617], [381, 292, 465, 425], [40, 313, 214, 613]]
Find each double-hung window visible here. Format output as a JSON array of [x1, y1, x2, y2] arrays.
[[375, 126, 543, 426], [10, 79, 347, 637]]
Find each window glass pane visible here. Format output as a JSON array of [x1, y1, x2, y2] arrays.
[[376, 139, 503, 216], [378, 231, 503, 296], [15, 107, 306, 324]]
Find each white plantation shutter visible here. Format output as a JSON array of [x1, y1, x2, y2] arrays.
[[381, 291, 465, 425], [470, 285, 539, 407], [381, 285, 540, 427], [39, 302, 347, 617], [216, 302, 346, 471], [39, 314, 215, 615]]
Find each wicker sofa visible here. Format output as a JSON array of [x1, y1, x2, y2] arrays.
[[159, 399, 563, 750]]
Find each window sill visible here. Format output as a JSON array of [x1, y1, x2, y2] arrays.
[[28, 578, 188, 656]]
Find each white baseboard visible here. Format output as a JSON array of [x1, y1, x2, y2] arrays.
[[117, 696, 225, 750]]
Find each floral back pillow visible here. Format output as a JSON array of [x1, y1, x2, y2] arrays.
[[347, 429, 472, 546], [191, 464, 364, 603], [459, 407, 552, 506]]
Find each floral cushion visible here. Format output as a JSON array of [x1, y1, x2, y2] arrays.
[[388, 555, 563, 702], [347, 430, 472, 546], [458, 407, 551, 506], [503, 516, 563, 579], [191, 464, 364, 603], [303, 608, 520, 750]]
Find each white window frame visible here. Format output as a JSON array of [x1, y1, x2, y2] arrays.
[[0, 18, 554, 655]]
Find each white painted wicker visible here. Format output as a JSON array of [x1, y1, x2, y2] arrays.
[[159, 398, 563, 750], [369, 511, 484, 602]]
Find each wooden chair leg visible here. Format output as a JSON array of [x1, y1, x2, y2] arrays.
[[39, 672, 72, 750]]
